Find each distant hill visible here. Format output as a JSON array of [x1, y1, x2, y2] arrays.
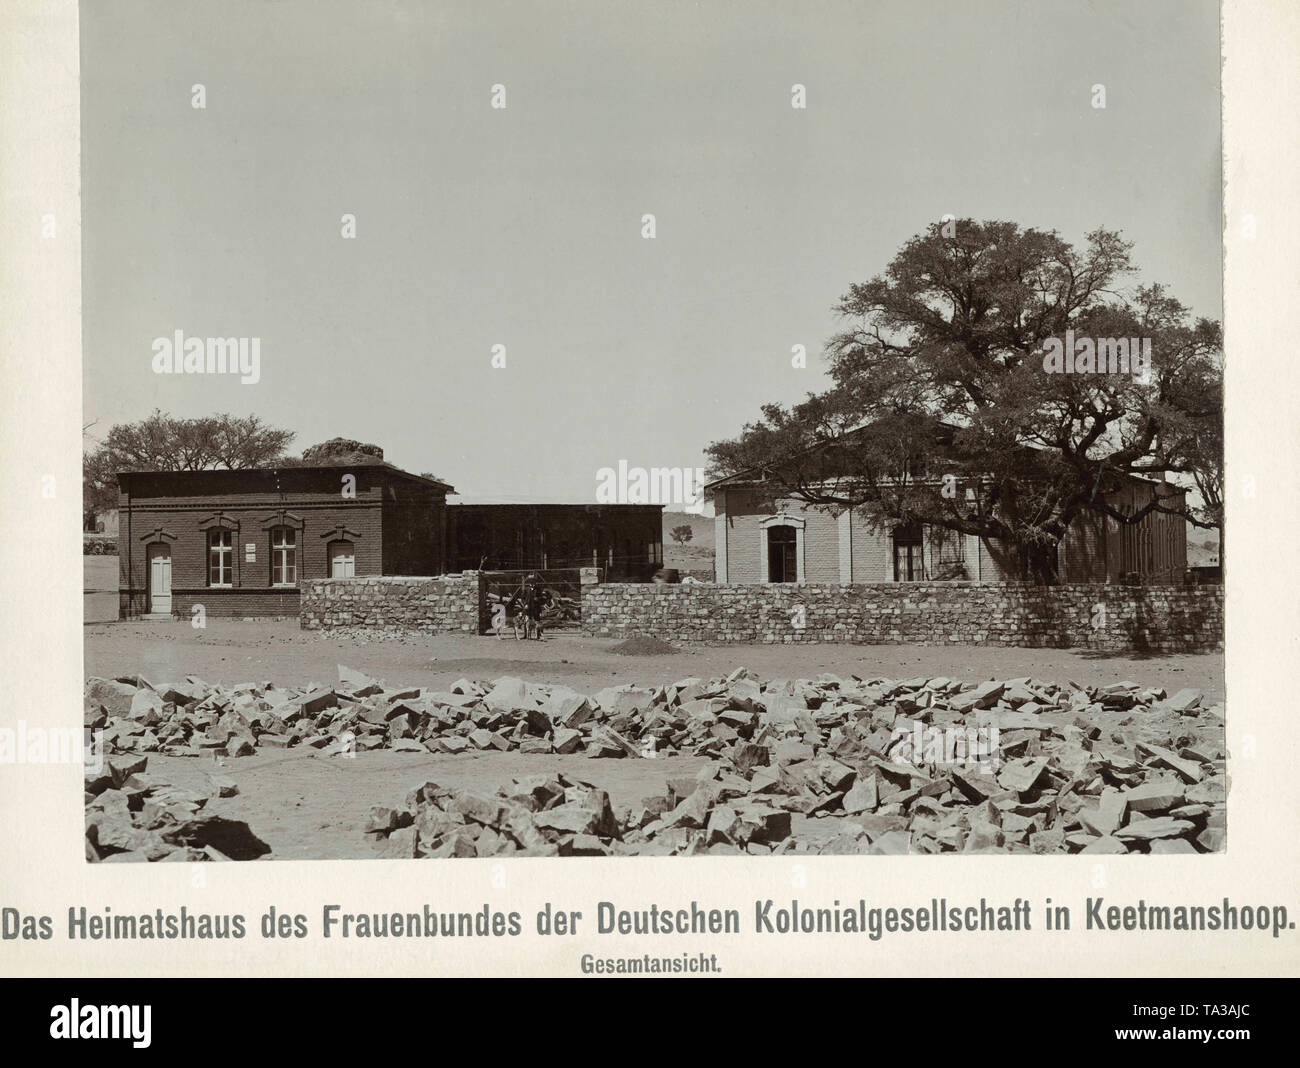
[[663, 511, 714, 571], [663, 512, 714, 550]]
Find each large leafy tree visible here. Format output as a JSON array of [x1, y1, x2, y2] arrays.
[[83, 410, 295, 524], [296, 437, 384, 465], [707, 220, 1223, 582]]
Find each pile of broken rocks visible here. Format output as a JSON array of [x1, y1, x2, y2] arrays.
[[364, 771, 798, 858], [84, 753, 270, 863], [85, 666, 1225, 858], [85, 667, 665, 760], [355, 670, 1224, 857]]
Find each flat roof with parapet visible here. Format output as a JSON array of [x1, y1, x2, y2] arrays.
[[116, 462, 456, 494]]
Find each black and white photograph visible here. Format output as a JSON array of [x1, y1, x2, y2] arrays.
[[75, 0, 1226, 864], [4, 0, 1299, 993]]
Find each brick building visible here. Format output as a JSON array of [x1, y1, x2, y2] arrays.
[[117, 464, 451, 619], [447, 503, 663, 581], [710, 473, 1187, 585], [116, 467, 666, 619]]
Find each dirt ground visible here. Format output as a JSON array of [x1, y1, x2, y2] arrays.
[[85, 619, 1225, 861], [145, 746, 712, 860], [85, 619, 1225, 700]]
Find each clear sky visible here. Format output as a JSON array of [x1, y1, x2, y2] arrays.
[[81, 0, 1222, 503]]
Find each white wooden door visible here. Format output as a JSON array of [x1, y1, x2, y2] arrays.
[[329, 540, 355, 578], [148, 543, 172, 613]]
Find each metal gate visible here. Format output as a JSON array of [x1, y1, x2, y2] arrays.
[[481, 569, 584, 632]]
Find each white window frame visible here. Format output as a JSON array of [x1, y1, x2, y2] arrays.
[[270, 526, 297, 586], [208, 528, 234, 587], [758, 514, 806, 583]]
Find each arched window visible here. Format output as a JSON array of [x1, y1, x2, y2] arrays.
[[270, 526, 297, 586], [328, 539, 355, 579]]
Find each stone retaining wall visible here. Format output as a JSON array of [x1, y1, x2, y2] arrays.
[[299, 574, 482, 633], [579, 581, 1223, 652], [300, 573, 1223, 652]]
